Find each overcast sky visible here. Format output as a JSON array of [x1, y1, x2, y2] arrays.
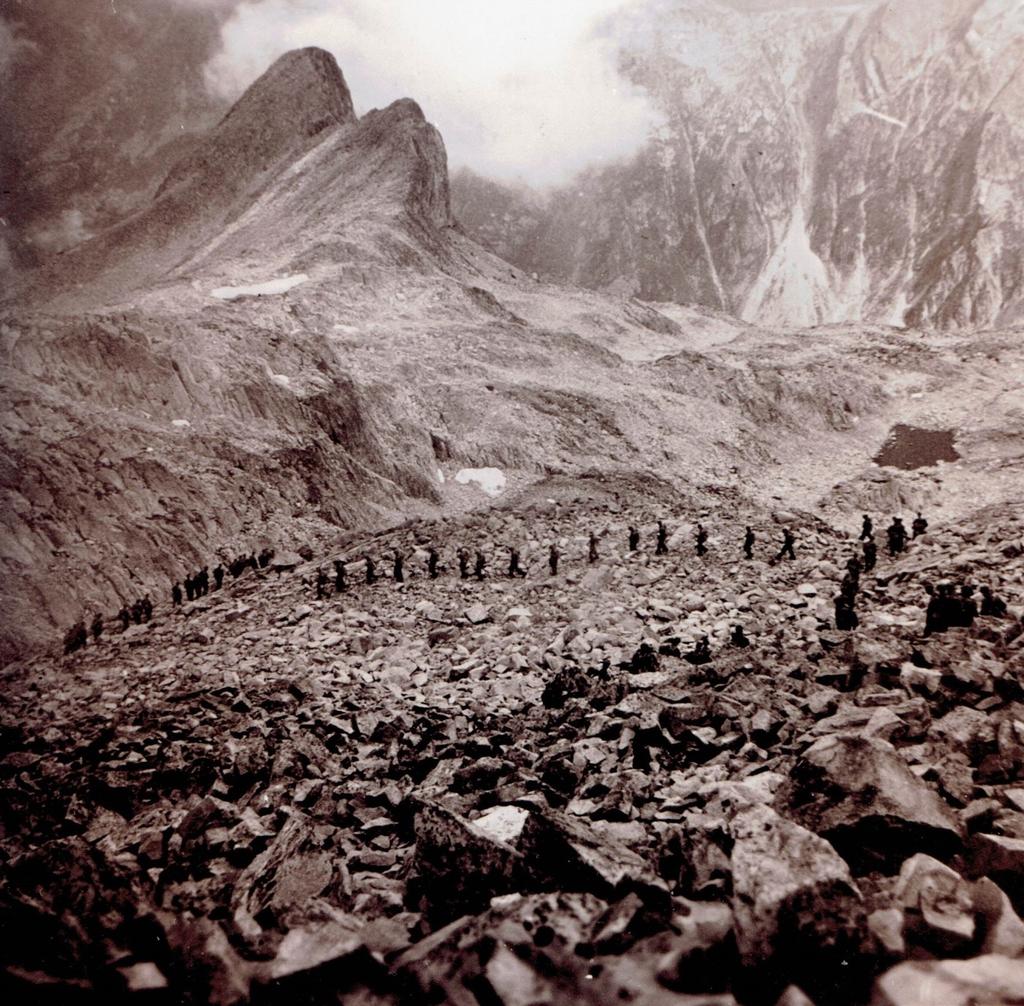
[[198, 0, 869, 187]]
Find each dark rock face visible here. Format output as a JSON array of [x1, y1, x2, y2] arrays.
[[452, 0, 1024, 330], [780, 734, 964, 872]]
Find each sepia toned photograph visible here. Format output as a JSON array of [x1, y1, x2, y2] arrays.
[[1, 0, 1022, 1003]]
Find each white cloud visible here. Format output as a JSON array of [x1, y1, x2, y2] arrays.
[[203, 0, 661, 187]]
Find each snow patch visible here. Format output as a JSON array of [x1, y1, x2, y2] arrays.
[[211, 274, 309, 301], [171, 419, 191, 428], [741, 204, 833, 327], [437, 469, 445, 484], [455, 467, 507, 497]]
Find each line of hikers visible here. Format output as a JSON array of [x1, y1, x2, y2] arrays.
[[60, 508, 1011, 653], [314, 521, 801, 596], [63, 594, 152, 654], [172, 548, 277, 605]]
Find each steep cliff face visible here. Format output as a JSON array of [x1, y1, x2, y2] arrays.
[[451, 0, 1024, 329]]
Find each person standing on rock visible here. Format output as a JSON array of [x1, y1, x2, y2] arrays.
[[315, 567, 329, 599], [695, 523, 708, 557], [862, 535, 877, 572], [776, 528, 796, 561], [171, 582, 183, 606], [184, 574, 195, 602], [365, 555, 377, 585], [924, 581, 951, 635], [393, 551, 405, 583], [588, 532, 599, 564], [90, 612, 103, 641], [548, 542, 560, 575], [141, 595, 153, 621], [730, 624, 750, 647], [427, 547, 439, 579], [508, 546, 525, 578], [213, 564, 224, 590], [457, 547, 470, 580], [474, 550, 487, 580], [656, 521, 668, 555], [834, 593, 858, 630], [118, 605, 131, 630], [334, 559, 347, 592], [980, 585, 1007, 618], [887, 517, 907, 556], [912, 512, 928, 538], [743, 526, 755, 560], [628, 525, 640, 551], [859, 515, 873, 541], [956, 584, 978, 627]]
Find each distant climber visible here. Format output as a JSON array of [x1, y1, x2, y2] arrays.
[[953, 584, 977, 628], [912, 512, 928, 538], [213, 565, 224, 590], [588, 532, 599, 564], [980, 585, 1007, 618], [118, 606, 131, 630], [684, 635, 712, 665], [924, 581, 952, 635], [474, 550, 487, 580], [730, 625, 750, 648], [862, 536, 877, 572], [508, 547, 525, 578], [628, 526, 640, 551], [315, 567, 329, 599], [393, 551, 405, 583], [185, 575, 195, 602], [334, 559, 347, 592], [695, 523, 708, 557], [887, 517, 907, 556], [743, 526, 755, 560], [90, 613, 103, 641], [834, 593, 858, 631], [63, 620, 88, 655], [258, 548, 275, 569], [457, 548, 470, 580], [427, 547, 439, 579], [365, 555, 377, 585], [859, 515, 873, 541], [141, 595, 152, 621], [171, 582, 183, 606], [548, 543, 560, 576], [656, 521, 668, 556], [776, 528, 796, 561]]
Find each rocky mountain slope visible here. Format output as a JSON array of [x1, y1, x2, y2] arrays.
[[452, 0, 1024, 329], [2, 467, 1023, 1004], [3, 46, 1024, 661], [3, 40, 1024, 1006]]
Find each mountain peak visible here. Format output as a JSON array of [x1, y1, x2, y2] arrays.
[[155, 47, 354, 205]]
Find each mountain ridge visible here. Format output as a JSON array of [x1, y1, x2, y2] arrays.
[[451, 0, 1024, 330]]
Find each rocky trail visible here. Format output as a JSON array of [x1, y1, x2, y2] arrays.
[[2, 483, 1023, 1005]]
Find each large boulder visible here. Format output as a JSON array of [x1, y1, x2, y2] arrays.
[[779, 735, 963, 871], [729, 805, 866, 1003], [409, 800, 668, 927]]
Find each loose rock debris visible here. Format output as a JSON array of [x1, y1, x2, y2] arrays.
[[1, 498, 1023, 1004]]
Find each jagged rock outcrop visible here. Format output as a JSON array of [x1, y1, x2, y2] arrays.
[[452, 0, 1024, 330]]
